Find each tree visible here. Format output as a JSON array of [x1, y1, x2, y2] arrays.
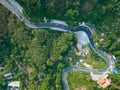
[[65, 9, 79, 20]]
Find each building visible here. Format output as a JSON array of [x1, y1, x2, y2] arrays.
[[8, 81, 20, 90], [113, 66, 119, 74], [101, 33, 105, 37], [100, 38, 105, 43], [67, 57, 72, 62], [3, 73, 12, 79], [76, 43, 89, 57], [113, 69, 119, 74], [112, 55, 117, 64], [97, 77, 111, 89]]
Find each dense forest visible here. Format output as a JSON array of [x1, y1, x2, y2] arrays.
[[0, 5, 74, 90], [0, 0, 120, 90]]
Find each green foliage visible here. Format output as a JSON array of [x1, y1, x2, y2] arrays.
[[67, 71, 98, 90], [0, 76, 7, 90], [0, 5, 74, 89], [1, 0, 120, 89], [65, 9, 79, 20], [16, 0, 120, 23]]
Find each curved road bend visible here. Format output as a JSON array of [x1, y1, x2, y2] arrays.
[[0, 0, 73, 32], [62, 26, 111, 90], [0, 1, 111, 90]]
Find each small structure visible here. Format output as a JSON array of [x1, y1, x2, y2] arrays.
[[76, 43, 89, 57], [43, 17, 47, 23], [67, 57, 72, 62], [113, 66, 119, 74], [95, 42, 98, 46], [107, 55, 119, 74], [77, 43, 83, 51], [101, 33, 105, 37], [81, 22, 85, 25], [100, 38, 105, 43], [3, 73, 12, 79], [80, 59, 83, 63], [97, 77, 111, 89], [8, 81, 20, 90], [113, 69, 119, 74], [112, 55, 117, 64], [75, 62, 79, 66]]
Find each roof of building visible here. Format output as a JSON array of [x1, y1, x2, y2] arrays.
[[8, 81, 20, 87], [3, 73, 12, 77], [113, 69, 119, 74], [100, 38, 105, 43], [98, 77, 111, 88]]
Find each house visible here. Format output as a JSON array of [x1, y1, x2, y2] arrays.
[[3, 73, 12, 79], [98, 77, 111, 88], [100, 38, 105, 43], [8, 81, 20, 90]]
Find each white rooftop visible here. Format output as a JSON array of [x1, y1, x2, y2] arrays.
[[3, 73, 12, 77], [8, 81, 20, 87]]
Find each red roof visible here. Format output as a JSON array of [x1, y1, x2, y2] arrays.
[[98, 78, 111, 88]]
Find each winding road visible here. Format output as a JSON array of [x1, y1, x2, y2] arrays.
[[0, 0, 111, 90]]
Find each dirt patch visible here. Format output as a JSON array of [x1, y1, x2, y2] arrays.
[[82, 1, 92, 11], [74, 86, 87, 90], [27, 67, 34, 73], [81, 0, 98, 11]]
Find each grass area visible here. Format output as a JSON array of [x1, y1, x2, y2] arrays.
[[84, 45, 107, 69], [66, 44, 107, 69], [66, 71, 99, 90], [65, 45, 106, 89]]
